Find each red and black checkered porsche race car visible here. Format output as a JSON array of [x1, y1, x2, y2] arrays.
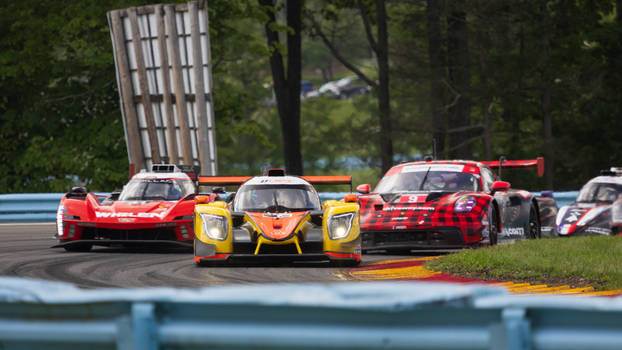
[[356, 158, 558, 252], [53, 164, 198, 252]]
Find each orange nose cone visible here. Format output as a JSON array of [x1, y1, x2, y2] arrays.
[[249, 212, 306, 240]]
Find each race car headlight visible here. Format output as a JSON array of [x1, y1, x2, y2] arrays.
[[454, 196, 476, 213], [327, 212, 355, 240], [555, 205, 569, 226], [577, 206, 608, 226], [199, 213, 228, 241], [56, 205, 65, 236]]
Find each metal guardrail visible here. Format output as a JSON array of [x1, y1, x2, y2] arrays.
[[0, 278, 620, 350], [0, 193, 63, 222], [0, 191, 579, 223]]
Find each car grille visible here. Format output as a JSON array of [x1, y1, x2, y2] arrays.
[[81, 227, 177, 241], [362, 228, 465, 248]]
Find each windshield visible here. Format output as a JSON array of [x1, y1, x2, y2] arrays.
[[576, 182, 622, 203], [118, 178, 195, 201], [234, 184, 321, 212], [375, 170, 480, 193]]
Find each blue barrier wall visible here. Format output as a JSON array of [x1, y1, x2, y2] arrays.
[[0, 278, 621, 350], [0, 191, 579, 223]]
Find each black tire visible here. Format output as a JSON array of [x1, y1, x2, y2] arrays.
[[331, 259, 360, 267], [63, 244, 92, 252], [389, 248, 412, 256], [527, 203, 541, 239], [489, 206, 499, 246]]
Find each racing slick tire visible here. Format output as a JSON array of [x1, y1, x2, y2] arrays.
[[63, 243, 92, 252], [388, 248, 412, 255], [331, 259, 361, 267], [489, 206, 499, 246], [527, 203, 541, 239]]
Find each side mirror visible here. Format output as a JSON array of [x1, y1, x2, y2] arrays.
[[231, 211, 245, 227], [71, 186, 87, 194], [491, 181, 511, 195], [212, 187, 225, 194], [109, 191, 121, 201], [344, 194, 358, 203], [356, 184, 371, 194], [309, 210, 323, 226], [195, 195, 209, 204], [540, 190, 553, 198]]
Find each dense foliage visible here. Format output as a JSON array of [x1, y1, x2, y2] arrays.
[[1, 0, 621, 193]]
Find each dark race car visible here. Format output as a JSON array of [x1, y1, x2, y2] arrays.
[[556, 167, 622, 236], [357, 158, 558, 252], [53, 164, 198, 252]]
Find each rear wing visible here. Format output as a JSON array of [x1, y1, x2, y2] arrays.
[[300, 175, 351, 185], [481, 157, 545, 177], [198, 175, 352, 187], [198, 176, 252, 187]]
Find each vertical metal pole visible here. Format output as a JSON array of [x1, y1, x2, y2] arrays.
[[201, 1, 218, 175], [166, 5, 194, 165], [156, 5, 179, 165], [189, 2, 211, 174], [129, 8, 161, 165], [131, 302, 158, 350], [109, 10, 146, 172]]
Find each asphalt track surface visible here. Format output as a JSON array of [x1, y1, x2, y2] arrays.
[[0, 223, 415, 289]]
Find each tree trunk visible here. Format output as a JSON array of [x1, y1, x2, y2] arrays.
[[259, 0, 303, 175], [376, 0, 393, 172], [446, 7, 471, 159], [476, 36, 492, 161], [426, 0, 445, 159], [540, 1, 553, 189]]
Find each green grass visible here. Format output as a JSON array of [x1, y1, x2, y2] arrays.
[[425, 236, 622, 291]]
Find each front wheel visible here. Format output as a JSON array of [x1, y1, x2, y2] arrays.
[[489, 206, 499, 246], [527, 203, 541, 239], [331, 259, 360, 267]]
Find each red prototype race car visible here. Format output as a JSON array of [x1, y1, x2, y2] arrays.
[[53, 164, 197, 252], [357, 158, 558, 252]]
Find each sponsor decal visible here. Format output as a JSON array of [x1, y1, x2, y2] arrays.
[[402, 164, 465, 173], [585, 227, 611, 235], [501, 227, 524, 237], [262, 213, 292, 219], [141, 178, 173, 183], [259, 179, 294, 184], [516, 190, 531, 199], [400, 195, 426, 203], [95, 211, 166, 219], [565, 211, 581, 223], [383, 206, 435, 212], [391, 217, 408, 221], [392, 225, 407, 230], [559, 224, 571, 235], [118, 218, 136, 223]]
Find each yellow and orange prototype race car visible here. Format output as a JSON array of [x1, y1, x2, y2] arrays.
[[193, 169, 361, 266]]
